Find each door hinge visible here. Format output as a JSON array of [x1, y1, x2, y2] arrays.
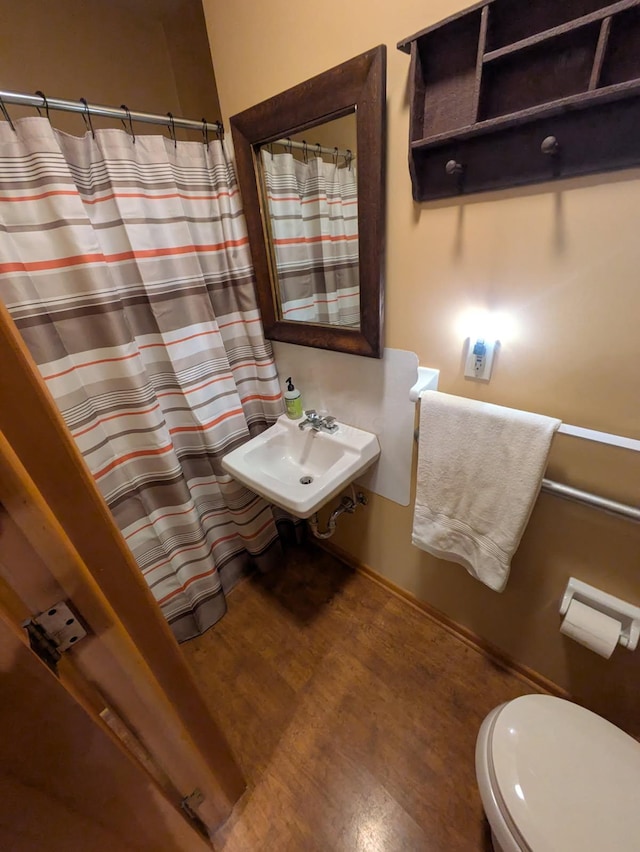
[[22, 601, 88, 673], [180, 788, 208, 836]]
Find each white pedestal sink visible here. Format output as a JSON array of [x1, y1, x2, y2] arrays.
[[221, 415, 381, 519]]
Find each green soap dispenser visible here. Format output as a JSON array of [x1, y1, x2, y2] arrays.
[[284, 377, 303, 419]]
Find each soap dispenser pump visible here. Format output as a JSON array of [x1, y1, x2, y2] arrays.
[[284, 377, 303, 419]]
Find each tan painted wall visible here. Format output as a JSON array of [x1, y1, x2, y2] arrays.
[[0, 0, 219, 136], [159, 0, 222, 127], [203, 0, 640, 732]]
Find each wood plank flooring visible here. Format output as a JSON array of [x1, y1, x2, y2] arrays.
[[182, 542, 540, 851]]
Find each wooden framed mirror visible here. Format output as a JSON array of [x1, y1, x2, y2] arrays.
[[230, 45, 386, 358]]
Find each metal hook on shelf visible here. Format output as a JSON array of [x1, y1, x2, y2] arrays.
[[541, 135, 562, 177], [541, 135, 560, 156], [445, 158, 465, 193], [445, 159, 464, 176]]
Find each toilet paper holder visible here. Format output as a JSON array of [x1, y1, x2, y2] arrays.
[[560, 578, 640, 652]]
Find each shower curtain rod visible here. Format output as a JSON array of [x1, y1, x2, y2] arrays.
[[271, 137, 355, 159], [0, 88, 223, 135]]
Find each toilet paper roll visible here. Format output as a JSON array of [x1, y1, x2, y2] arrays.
[[560, 599, 622, 658]]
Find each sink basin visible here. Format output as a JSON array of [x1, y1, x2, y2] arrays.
[[221, 414, 380, 518]]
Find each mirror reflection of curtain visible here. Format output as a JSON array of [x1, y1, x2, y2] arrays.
[[0, 119, 284, 641], [262, 150, 359, 327]]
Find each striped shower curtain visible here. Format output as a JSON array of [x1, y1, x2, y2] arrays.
[[0, 117, 284, 641], [261, 150, 359, 326]]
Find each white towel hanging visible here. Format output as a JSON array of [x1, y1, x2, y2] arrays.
[[412, 391, 561, 591]]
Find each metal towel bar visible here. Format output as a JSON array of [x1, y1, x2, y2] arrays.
[[410, 376, 639, 522], [540, 479, 639, 523]]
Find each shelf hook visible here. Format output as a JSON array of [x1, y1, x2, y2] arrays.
[[541, 135, 559, 156]]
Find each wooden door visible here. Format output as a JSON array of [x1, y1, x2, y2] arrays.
[[0, 300, 245, 833], [0, 610, 208, 852]]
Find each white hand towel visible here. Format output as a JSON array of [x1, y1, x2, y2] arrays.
[[412, 391, 561, 592]]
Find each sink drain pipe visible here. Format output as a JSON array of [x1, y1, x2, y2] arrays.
[[307, 485, 368, 540]]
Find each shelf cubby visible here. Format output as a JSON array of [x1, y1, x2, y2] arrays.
[[480, 25, 601, 119], [600, 6, 640, 84], [485, 0, 624, 52], [412, 11, 483, 139]]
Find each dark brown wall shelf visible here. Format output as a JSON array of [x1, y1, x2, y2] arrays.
[[398, 0, 640, 201]]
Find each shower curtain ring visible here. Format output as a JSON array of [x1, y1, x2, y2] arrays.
[[0, 95, 15, 132], [202, 117, 209, 147], [346, 149, 353, 170], [166, 112, 177, 148], [215, 120, 224, 142], [120, 104, 135, 144], [315, 142, 322, 159], [333, 146, 338, 165], [35, 90, 50, 121], [80, 98, 95, 139], [302, 140, 308, 163], [286, 137, 292, 155]]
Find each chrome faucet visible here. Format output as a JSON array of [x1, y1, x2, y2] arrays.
[[298, 409, 339, 433]]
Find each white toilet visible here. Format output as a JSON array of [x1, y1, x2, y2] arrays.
[[475, 694, 640, 851]]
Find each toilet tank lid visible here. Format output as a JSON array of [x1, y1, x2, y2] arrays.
[[490, 695, 640, 852]]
